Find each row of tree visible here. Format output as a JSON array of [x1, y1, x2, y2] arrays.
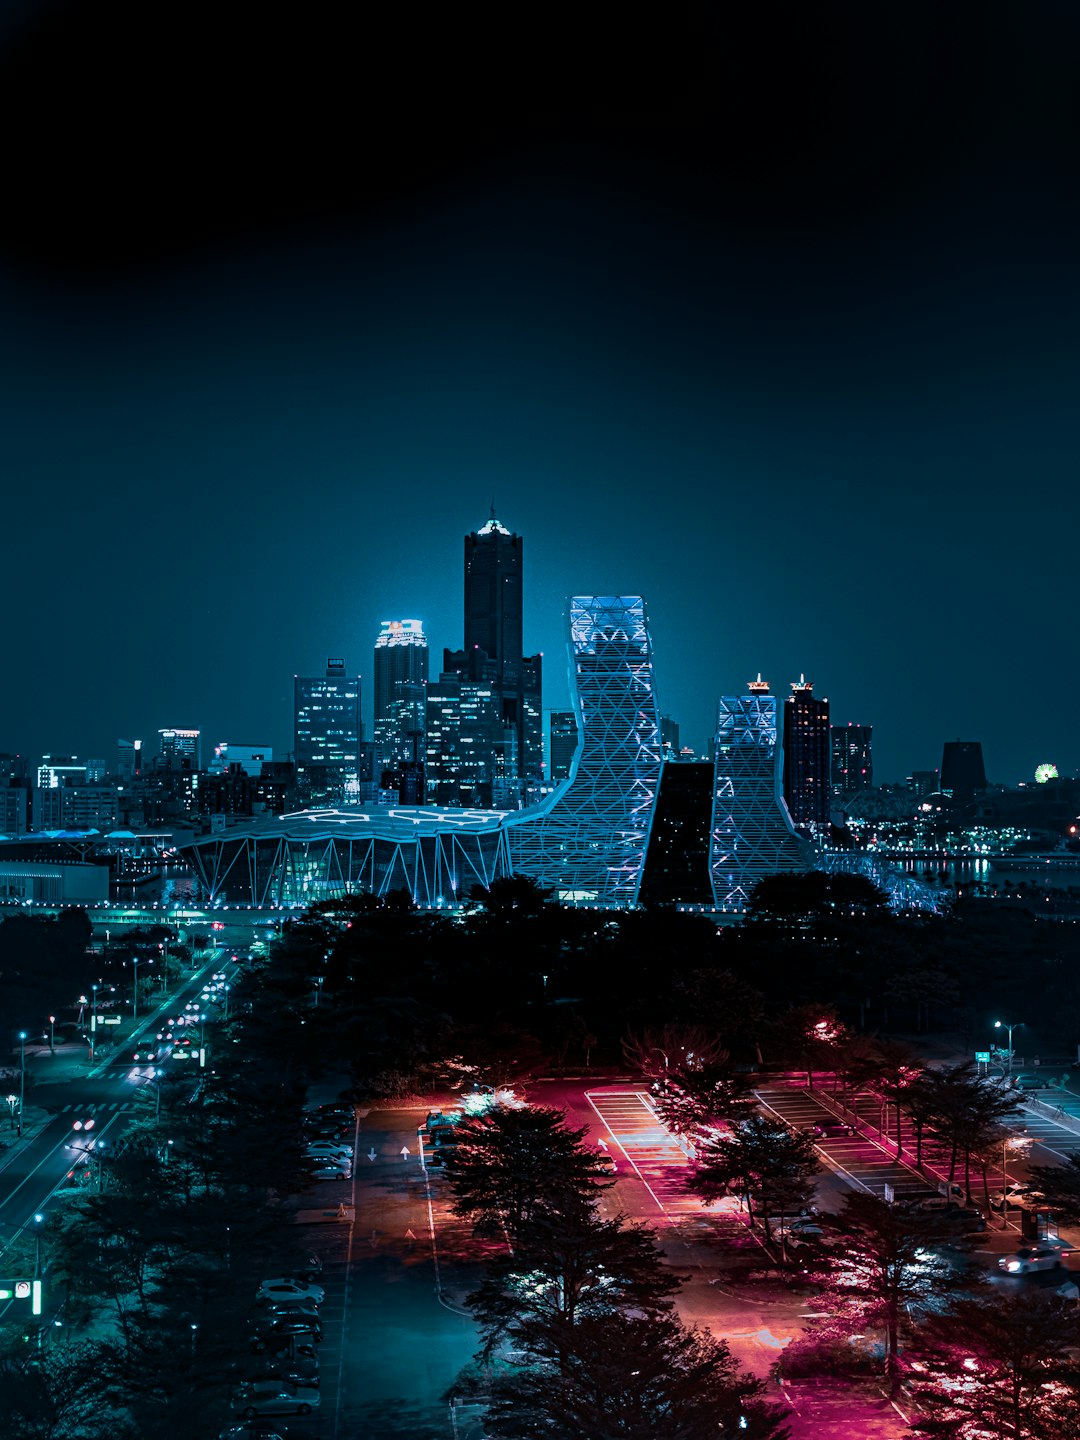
[[438, 1104, 792, 1439]]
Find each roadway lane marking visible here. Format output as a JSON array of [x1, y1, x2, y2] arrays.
[[585, 1091, 687, 1224]]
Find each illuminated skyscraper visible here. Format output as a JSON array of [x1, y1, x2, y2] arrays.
[[294, 659, 361, 803], [831, 723, 873, 800], [782, 676, 830, 831], [157, 729, 201, 773], [449, 513, 542, 801], [510, 596, 662, 904], [710, 676, 807, 910], [373, 621, 429, 770]]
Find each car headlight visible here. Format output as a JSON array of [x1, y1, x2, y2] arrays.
[[1007, 1261, 1022, 1272]]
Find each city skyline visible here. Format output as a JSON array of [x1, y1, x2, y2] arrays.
[[2, 7, 1077, 786]]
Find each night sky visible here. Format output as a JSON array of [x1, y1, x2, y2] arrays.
[[3, 4, 1078, 785]]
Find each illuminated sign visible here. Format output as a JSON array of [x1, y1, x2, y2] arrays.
[[0, 1279, 41, 1313], [974, 1051, 991, 1063]]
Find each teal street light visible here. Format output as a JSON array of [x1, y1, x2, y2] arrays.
[[994, 1020, 1025, 1079], [18, 1032, 26, 1137]]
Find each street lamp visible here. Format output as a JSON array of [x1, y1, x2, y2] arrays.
[[994, 1020, 1025, 1080], [18, 1031, 26, 1138], [5, 1094, 17, 1131], [48, 1016, 55, 1055], [132, 956, 140, 1026], [90, 984, 99, 1061]]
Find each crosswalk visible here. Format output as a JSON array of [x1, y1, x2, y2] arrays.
[[56, 1102, 131, 1117]]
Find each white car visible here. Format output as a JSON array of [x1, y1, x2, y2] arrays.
[[256, 1279, 325, 1306], [998, 1242, 1073, 1274], [307, 1163, 351, 1181], [304, 1142, 354, 1159], [989, 1182, 1042, 1212]]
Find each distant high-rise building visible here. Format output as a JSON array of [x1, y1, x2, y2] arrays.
[[548, 710, 578, 782], [464, 511, 523, 684], [659, 715, 681, 761], [831, 723, 873, 800], [117, 739, 142, 781], [907, 770, 939, 799], [450, 513, 542, 802], [373, 621, 429, 770], [294, 658, 361, 803], [710, 676, 807, 910], [940, 740, 986, 798], [782, 676, 830, 831], [425, 671, 501, 808], [158, 728, 201, 773]]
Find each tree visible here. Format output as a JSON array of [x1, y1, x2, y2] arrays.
[[443, 1106, 609, 1240], [0, 1337, 130, 1440], [621, 1024, 730, 1080], [851, 1036, 922, 1158], [765, 1005, 845, 1089], [746, 871, 889, 927], [650, 1060, 755, 1145], [477, 1310, 791, 1440], [806, 1193, 963, 1394], [468, 874, 554, 915], [686, 1113, 820, 1240], [467, 1201, 681, 1363], [1028, 1152, 1080, 1225], [923, 1063, 1025, 1203], [913, 1289, 1080, 1440]]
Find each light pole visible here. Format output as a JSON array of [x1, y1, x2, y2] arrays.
[[190, 1322, 198, 1360], [48, 1016, 55, 1055], [90, 984, 99, 1061], [994, 1020, 1025, 1080], [18, 1031, 26, 1138], [132, 956, 140, 1026]]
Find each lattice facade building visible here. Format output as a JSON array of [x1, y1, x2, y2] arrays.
[[709, 677, 809, 910], [509, 596, 663, 904]]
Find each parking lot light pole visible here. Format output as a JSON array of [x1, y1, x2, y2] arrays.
[[994, 1020, 1024, 1079], [48, 1016, 55, 1055], [132, 957, 140, 1026], [18, 1032, 26, 1137]]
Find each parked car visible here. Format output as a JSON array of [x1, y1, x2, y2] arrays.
[[256, 1290, 324, 1313], [230, 1380, 321, 1417], [256, 1364, 319, 1389], [989, 1182, 1042, 1212], [263, 1302, 321, 1326], [288, 1252, 323, 1281], [811, 1119, 857, 1139], [306, 1163, 351, 1181], [1012, 1074, 1047, 1091], [249, 1319, 322, 1352], [999, 1242, 1073, 1274], [934, 1205, 987, 1234], [219, 1426, 289, 1440], [303, 1141, 354, 1159]]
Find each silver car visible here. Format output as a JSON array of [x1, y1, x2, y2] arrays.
[[998, 1243, 1073, 1274]]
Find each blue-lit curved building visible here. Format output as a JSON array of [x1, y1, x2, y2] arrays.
[[508, 596, 662, 905], [181, 596, 662, 910]]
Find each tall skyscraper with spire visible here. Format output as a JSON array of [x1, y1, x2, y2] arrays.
[[434, 510, 542, 807]]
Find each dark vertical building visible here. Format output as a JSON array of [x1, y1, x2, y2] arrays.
[[549, 710, 579, 782], [294, 658, 361, 804], [659, 715, 681, 761], [831, 723, 873, 800], [639, 761, 714, 905], [464, 511, 523, 683], [448, 512, 542, 804], [940, 740, 987, 798], [782, 676, 831, 831]]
